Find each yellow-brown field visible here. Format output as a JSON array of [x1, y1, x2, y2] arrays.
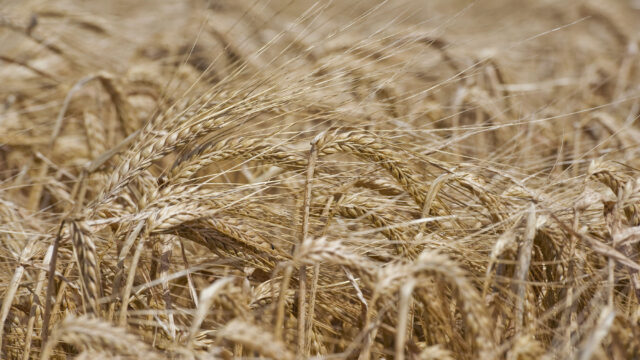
[[1, 1, 640, 359]]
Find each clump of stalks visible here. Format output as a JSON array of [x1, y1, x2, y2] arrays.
[[1, 0, 640, 359]]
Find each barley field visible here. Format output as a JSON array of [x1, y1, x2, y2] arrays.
[[1, 0, 640, 359]]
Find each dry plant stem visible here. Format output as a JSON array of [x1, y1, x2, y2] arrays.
[[514, 204, 536, 332], [41, 221, 65, 349], [572, 121, 581, 178], [395, 279, 416, 360], [119, 231, 147, 327], [305, 262, 320, 354], [159, 239, 176, 339], [97, 73, 137, 135], [50, 263, 75, 330], [608, 259, 616, 307], [563, 209, 581, 352], [66, 171, 87, 214], [297, 263, 307, 356], [297, 139, 318, 357], [51, 75, 98, 146], [28, 160, 49, 211], [112, 220, 145, 302], [577, 305, 615, 360], [0, 259, 26, 350], [180, 240, 199, 307], [605, 200, 621, 306], [75, 176, 89, 211], [274, 264, 294, 342], [22, 246, 53, 360], [359, 294, 381, 360], [482, 219, 519, 299], [306, 196, 336, 351]]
